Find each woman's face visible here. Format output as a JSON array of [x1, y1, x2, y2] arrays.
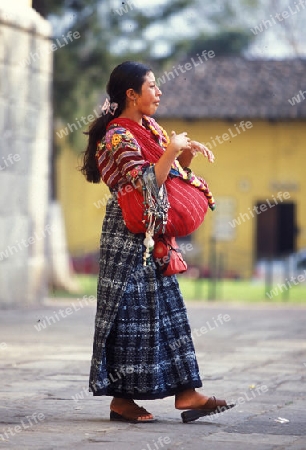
[[136, 71, 162, 115]]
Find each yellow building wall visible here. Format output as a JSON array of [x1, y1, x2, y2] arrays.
[[56, 119, 306, 278], [56, 146, 111, 255], [159, 119, 306, 277]]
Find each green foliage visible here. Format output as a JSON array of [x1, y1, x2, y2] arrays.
[[33, 0, 194, 151], [182, 30, 254, 58], [32, 0, 64, 17], [32, 0, 257, 152]]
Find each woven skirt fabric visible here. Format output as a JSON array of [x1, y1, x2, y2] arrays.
[[89, 196, 202, 399]]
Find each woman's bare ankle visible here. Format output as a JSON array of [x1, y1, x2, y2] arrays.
[[110, 397, 134, 408], [175, 389, 209, 410]]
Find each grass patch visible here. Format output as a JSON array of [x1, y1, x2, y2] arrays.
[[177, 278, 306, 303], [49, 275, 97, 299], [49, 275, 306, 303]]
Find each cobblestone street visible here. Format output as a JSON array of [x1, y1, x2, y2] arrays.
[[1, 300, 305, 450]]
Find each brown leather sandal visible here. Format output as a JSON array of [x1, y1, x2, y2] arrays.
[[110, 403, 156, 423], [181, 396, 235, 423]]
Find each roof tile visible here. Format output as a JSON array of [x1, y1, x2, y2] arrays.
[[155, 57, 306, 119]]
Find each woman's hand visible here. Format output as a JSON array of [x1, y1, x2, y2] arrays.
[[167, 131, 191, 156], [190, 141, 215, 163], [155, 131, 190, 187]]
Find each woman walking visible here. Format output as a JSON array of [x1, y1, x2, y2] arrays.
[[81, 61, 234, 423]]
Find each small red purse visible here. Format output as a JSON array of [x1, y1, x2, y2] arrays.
[[152, 235, 187, 276]]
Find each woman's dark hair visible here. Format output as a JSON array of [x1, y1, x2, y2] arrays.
[[80, 61, 151, 183]]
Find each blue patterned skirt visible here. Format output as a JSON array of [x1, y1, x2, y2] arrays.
[[89, 196, 202, 399]]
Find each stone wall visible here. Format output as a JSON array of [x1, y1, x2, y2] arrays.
[[0, 3, 52, 306]]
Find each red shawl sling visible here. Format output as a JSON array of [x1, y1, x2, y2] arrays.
[[107, 117, 208, 237]]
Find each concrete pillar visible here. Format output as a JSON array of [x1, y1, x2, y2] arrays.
[[0, 1, 52, 306]]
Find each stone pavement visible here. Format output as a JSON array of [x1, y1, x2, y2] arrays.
[[0, 298, 306, 450]]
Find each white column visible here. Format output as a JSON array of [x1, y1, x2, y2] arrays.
[[0, 0, 52, 305]]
